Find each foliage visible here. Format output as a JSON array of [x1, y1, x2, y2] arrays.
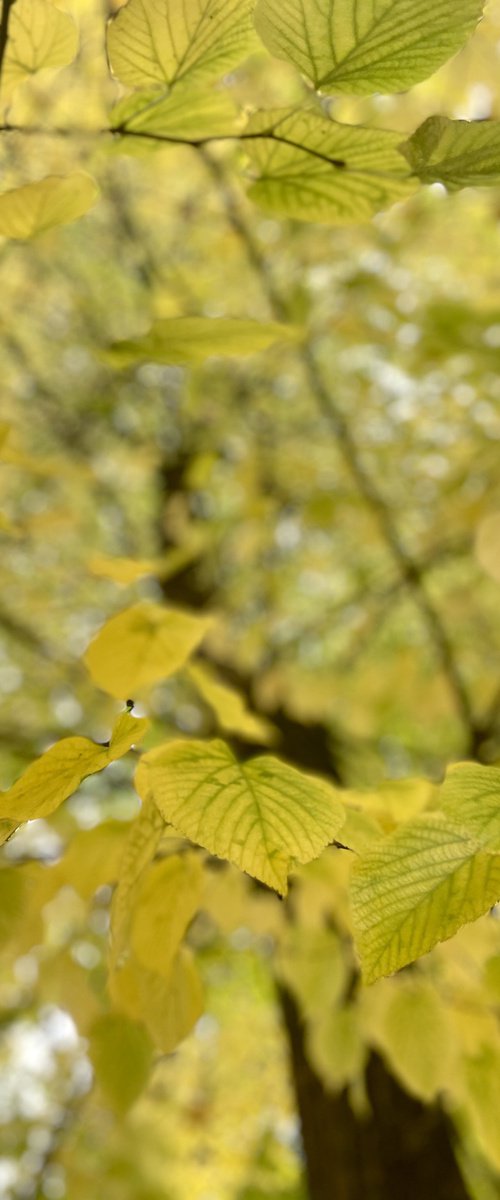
[[2, 0, 500, 1196]]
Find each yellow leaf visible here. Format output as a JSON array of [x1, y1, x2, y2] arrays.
[[307, 1006, 367, 1093], [84, 601, 213, 698], [110, 946, 203, 1053], [131, 852, 202, 977], [105, 317, 300, 368], [143, 737, 346, 894], [0, 174, 99, 240], [187, 661, 276, 744], [89, 1013, 153, 1114], [0, 711, 148, 824], [111, 790, 165, 966], [2, 0, 78, 97]]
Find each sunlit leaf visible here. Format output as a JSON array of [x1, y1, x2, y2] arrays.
[[83, 600, 213, 698], [463, 1047, 500, 1171], [276, 925, 348, 1019], [187, 661, 276, 744], [105, 317, 300, 367], [438, 763, 500, 851], [111, 83, 239, 140], [2, 0, 78, 96], [57, 821, 131, 900], [143, 737, 345, 894], [351, 813, 500, 984], [0, 711, 148, 824], [89, 1013, 153, 1114], [400, 116, 500, 189], [0, 174, 99, 240], [107, 0, 256, 89], [131, 852, 202, 977], [245, 108, 414, 223], [254, 0, 484, 94]]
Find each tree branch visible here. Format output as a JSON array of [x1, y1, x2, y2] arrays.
[[198, 148, 479, 754]]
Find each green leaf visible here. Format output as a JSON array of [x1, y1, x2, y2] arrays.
[[2, 0, 78, 97], [0, 867, 26, 947], [400, 116, 500, 190], [0, 711, 148, 824], [438, 763, 500, 851], [143, 737, 345, 894], [351, 812, 500, 984], [105, 317, 299, 367], [0, 174, 99, 240], [254, 0, 484, 95], [107, 0, 256, 89], [89, 1013, 153, 1114], [245, 108, 415, 223], [111, 83, 239, 140], [187, 661, 276, 744], [131, 853, 202, 977], [83, 601, 213, 698]]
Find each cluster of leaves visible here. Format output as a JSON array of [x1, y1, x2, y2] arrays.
[[2, 0, 500, 236], [3, 0, 500, 1194]]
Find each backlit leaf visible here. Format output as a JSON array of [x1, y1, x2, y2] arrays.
[[438, 763, 500, 851], [89, 1013, 153, 1114], [107, 0, 256, 89], [254, 0, 483, 95], [363, 979, 456, 1101], [83, 600, 212, 698], [400, 116, 500, 190], [131, 852, 202, 977], [106, 317, 299, 367], [111, 83, 239, 140], [0, 174, 99, 240], [245, 108, 414, 223], [143, 737, 345, 894], [0, 711, 148, 824], [351, 813, 500, 984], [306, 1006, 367, 1092], [2, 0, 78, 96]]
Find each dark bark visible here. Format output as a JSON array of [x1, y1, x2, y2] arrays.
[[279, 986, 468, 1200], [158, 448, 469, 1200]]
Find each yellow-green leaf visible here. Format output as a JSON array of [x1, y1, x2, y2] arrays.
[[463, 1047, 500, 1171], [0, 174, 99, 240], [0, 711, 148, 824], [400, 116, 500, 190], [143, 737, 345, 894], [106, 317, 299, 368], [254, 0, 484, 95], [107, 0, 256, 89], [351, 813, 500, 984], [111, 83, 239, 140], [111, 791, 165, 965], [131, 853, 202, 977], [306, 1006, 367, 1092], [245, 109, 414, 224], [362, 979, 457, 1101], [187, 661, 276, 745], [89, 1013, 153, 1114], [83, 601, 213, 698], [276, 925, 348, 1019], [438, 763, 500, 851], [2, 0, 78, 97]]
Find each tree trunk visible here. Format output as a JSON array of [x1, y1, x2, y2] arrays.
[[279, 985, 468, 1200], [158, 449, 469, 1200]]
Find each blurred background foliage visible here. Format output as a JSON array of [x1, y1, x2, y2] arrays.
[[3, 0, 500, 1196]]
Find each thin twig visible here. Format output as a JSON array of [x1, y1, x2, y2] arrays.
[[198, 148, 479, 753]]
